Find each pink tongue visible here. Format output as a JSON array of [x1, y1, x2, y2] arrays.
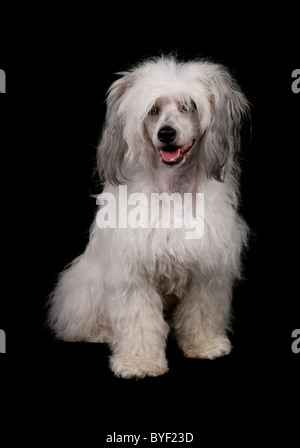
[[160, 147, 181, 162], [180, 140, 193, 154]]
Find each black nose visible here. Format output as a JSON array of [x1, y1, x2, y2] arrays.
[[158, 126, 176, 143]]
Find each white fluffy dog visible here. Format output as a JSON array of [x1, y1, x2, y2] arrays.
[[49, 56, 249, 379]]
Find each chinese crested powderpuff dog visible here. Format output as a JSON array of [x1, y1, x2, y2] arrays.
[[49, 56, 249, 378]]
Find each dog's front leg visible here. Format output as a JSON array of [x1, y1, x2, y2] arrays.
[[108, 286, 169, 379], [173, 275, 232, 359]]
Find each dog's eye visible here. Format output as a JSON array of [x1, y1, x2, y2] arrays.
[[190, 100, 197, 111], [181, 104, 188, 113], [148, 105, 159, 116], [181, 100, 197, 113]]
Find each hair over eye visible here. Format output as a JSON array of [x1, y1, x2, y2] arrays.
[[181, 100, 197, 113]]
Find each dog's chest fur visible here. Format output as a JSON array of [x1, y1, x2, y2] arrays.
[[143, 234, 197, 299]]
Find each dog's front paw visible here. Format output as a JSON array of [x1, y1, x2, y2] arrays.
[[183, 335, 232, 360], [110, 354, 168, 379]]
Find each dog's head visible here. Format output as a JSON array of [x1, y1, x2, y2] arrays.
[[97, 56, 249, 184]]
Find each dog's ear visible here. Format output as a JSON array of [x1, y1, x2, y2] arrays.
[[97, 72, 133, 185], [200, 65, 249, 181]]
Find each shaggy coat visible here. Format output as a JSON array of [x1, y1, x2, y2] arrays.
[[49, 56, 249, 378]]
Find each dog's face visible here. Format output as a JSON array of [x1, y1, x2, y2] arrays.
[[97, 57, 249, 184], [144, 96, 200, 167]]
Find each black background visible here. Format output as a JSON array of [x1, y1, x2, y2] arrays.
[[1, 7, 299, 445]]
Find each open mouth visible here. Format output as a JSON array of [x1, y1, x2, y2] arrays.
[[158, 140, 195, 166]]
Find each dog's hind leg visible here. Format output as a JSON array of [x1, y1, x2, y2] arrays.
[[48, 252, 110, 343]]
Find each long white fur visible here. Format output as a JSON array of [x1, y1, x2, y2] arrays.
[[49, 56, 249, 378]]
